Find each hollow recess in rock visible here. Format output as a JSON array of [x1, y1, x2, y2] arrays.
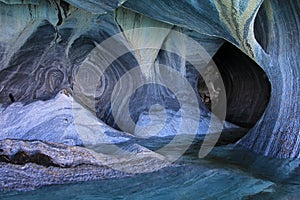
[[0, 151, 60, 168], [198, 41, 271, 128], [254, 1, 273, 53]]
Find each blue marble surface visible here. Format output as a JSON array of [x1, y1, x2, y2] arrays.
[[0, 0, 299, 193]]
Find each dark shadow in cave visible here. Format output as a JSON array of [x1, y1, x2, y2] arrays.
[[199, 41, 271, 129], [0, 151, 60, 168]]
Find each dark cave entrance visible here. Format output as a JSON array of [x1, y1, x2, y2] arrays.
[[199, 41, 271, 129]]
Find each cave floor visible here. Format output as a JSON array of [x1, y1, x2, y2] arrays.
[[1, 145, 299, 200]]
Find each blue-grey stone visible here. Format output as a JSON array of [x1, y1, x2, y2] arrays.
[[0, 0, 299, 193], [0, 91, 132, 146]]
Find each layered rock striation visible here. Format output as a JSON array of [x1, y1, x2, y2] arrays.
[[0, 0, 299, 191]]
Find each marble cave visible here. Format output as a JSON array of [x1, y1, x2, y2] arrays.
[[0, 0, 299, 199]]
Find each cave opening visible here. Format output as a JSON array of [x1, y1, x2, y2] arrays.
[[199, 41, 271, 129]]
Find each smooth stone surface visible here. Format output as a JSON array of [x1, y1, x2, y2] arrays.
[[0, 91, 131, 146], [0, 0, 39, 4], [0, 0, 298, 187], [0, 1, 239, 145], [0, 0, 298, 196], [121, 0, 299, 158], [235, 0, 300, 158], [63, 0, 126, 14]]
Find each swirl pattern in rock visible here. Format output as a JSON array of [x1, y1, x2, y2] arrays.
[[0, 1, 299, 194]]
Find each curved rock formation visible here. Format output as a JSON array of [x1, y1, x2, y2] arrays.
[[0, 0, 299, 191], [237, 0, 300, 158], [211, 41, 271, 128], [121, 0, 299, 158]]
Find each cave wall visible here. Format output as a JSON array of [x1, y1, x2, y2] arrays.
[[0, 0, 299, 159], [237, 0, 300, 158], [121, 0, 300, 158], [0, 0, 229, 146]]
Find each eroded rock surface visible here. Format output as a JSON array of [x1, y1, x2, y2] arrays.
[[0, 139, 171, 191], [0, 0, 299, 192]]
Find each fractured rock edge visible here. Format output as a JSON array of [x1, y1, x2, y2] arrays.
[[0, 139, 172, 192]]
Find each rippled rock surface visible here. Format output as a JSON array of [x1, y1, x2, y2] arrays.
[[0, 139, 171, 191], [0, 0, 299, 193]]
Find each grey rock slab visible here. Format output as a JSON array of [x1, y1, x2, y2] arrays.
[[0, 139, 172, 191]]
